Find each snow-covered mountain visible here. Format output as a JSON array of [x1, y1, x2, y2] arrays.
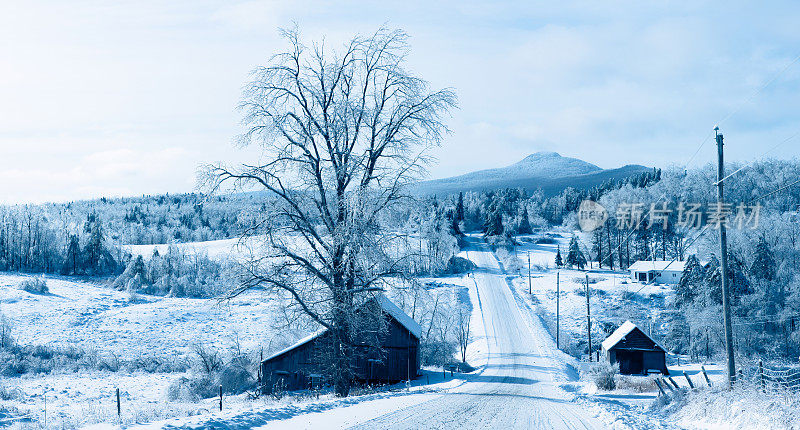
[[415, 151, 649, 196]]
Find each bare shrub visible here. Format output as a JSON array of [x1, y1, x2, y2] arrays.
[[572, 276, 604, 285], [19, 277, 48, 294], [0, 383, 23, 401], [218, 360, 254, 394], [589, 362, 618, 390], [573, 287, 606, 297], [0, 311, 13, 348], [617, 375, 658, 392], [167, 343, 254, 402], [421, 340, 457, 366], [167, 375, 215, 402], [192, 343, 223, 374]]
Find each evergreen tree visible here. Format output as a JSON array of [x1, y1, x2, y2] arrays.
[[566, 236, 586, 269], [555, 245, 563, 267], [62, 234, 81, 275], [517, 206, 532, 235], [81, 213, 117, 276], [703, 253, 751, 305], [484, 209, 504, 236], [675, 254, 704, 306], [455, 192, 465, 223], [750, 237, 776, 281], [662, 311, 690, 354], [447, 208, 462, 236]]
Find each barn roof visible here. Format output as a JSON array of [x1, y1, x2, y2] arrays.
[[262, 294, 421, 363], [263, 329, 327, 363], [375, 294, 422, 339], [628, 260, 686, 273], [601, 320, 666, 352]]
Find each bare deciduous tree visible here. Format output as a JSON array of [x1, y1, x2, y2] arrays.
[[455, 303, 471, 364], [205, 27, 456, 397]]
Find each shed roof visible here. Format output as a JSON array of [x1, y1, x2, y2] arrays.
[[375, 294, 422, 339], [601, 320, 666, 352], [263, 329, 326, 363], [628, 260, 686, 273], [262, 294, 421, 363]]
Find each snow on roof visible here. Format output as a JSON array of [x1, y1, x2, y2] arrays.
[[601, 321, 637, 351], [601, 320, 666, 352], [376, 294, 422, 339], [263, 329, 327, 362], [262, 294, 421, 363], [628, 260, 686, 273]]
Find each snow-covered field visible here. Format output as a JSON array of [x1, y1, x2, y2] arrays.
[[125, 238, 245, 260], [0, 274, 278, 357], [0, 272, 296, 428]]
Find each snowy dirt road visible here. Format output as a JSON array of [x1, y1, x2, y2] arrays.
[[350, 239, 603, 429], [143, 238, 605, 430]]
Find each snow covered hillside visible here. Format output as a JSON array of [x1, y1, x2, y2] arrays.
[[0, 274, 277, 357], [0, 273, 299, 428]]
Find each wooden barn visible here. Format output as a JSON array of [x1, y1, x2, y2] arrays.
[[260, 294, 422, 392], [601, 320, 668, 375]]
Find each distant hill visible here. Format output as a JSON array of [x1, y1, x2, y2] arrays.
[[415, 152, 650, 197]]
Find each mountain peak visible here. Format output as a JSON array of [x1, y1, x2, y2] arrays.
[[508, 152, 601, 176], [516, 151, 563, 164], [415, 152, 650, 196]]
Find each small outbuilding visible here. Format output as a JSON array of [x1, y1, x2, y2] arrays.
[[628, 260, 686, 285], [601, 320, 668, 375], [260, 294, 422, 392]]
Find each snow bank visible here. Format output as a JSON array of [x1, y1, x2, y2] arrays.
[[656, 383, 800, 429]]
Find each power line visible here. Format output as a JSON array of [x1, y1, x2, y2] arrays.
[[746, 176, 800, 205], [686, 51, 800, 170], [717, 52, 800, 128], [684, 131, 716, 171], [713, 130, 800, 186]]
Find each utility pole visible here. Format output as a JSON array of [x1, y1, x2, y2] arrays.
[[556, 271, 560, 349], [586, 272, 592, 362], [527, 251, 532, 294], [716, 126, 736, 388]]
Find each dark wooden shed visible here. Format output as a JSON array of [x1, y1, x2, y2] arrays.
[[601, 320, 668, 375], [260, 294, 422, 392]]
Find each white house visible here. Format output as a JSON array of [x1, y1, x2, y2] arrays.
[[628, 260, 686, 285]]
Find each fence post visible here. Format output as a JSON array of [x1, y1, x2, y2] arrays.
[[759, 360, 765, 392], [683, 371, 695, 389], [219, 385, 223, 411], [668, 376, 680, 389], [654, 379, 666, 396], [701, 365, 712, 387], [258, 349, 263, 385], [116, 388, 121, 418]]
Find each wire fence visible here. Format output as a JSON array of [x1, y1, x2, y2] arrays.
[[758, 361, 800, 394]]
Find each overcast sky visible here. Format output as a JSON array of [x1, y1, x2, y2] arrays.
[[2, 1, 800, 203]]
